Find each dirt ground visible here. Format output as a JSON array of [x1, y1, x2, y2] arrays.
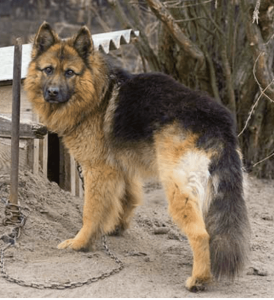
[[0, 168, 273, 298]]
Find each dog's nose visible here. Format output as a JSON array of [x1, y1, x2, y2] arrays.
[[47, 87, 59, 97]]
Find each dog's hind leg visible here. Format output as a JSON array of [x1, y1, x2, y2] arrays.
[[156, 132, 212, 291], [165, 177, 212, 292]]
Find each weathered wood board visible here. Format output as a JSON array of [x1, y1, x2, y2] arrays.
[[0, 115, 47, 139]]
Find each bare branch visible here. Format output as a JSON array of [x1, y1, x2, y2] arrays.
[[238, 78, 274, 137], [174, 17, 206, 23], [199, 0, 223, 36], [253, 50, 274, 103], [90, 5, 111, 32], [204, 49, 221, 103], [238, 31, 274, 136], [146, 0, 205, 66], [108, 0, 160, 71], [252, 0, 261, 24], [163, 0, 213, 8], [253, 150, 274, 167]]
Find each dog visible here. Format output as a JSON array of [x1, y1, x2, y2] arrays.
[[25, 22, 250, 292]]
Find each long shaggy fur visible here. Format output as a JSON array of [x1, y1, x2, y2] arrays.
[[25, 22, 250, 292]]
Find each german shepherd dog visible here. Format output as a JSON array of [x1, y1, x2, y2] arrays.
[[25, 22, 250, 292]]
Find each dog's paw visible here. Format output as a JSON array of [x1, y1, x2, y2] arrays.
[[185, 276, 211, 292], [57, 238, 88, 251], [108, 225, 125, 236]]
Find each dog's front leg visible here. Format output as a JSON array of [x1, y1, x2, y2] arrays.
[[58, 164, 125, 251]]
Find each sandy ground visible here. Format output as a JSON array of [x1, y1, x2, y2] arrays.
[[0, 169, 273, 298]]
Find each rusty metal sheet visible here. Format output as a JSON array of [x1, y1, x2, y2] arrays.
[[0, 29, 139, 82]]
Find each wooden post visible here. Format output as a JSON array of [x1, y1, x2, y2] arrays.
[[32, 114, 40, 175], [42, 133, 48, 177], [9, 38, 22, 206], [70, 155, 76, 196]]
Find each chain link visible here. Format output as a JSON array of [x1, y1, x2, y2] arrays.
[[77, 164, 85, 191], [0, 166, 124, 289], [0, 197, 28, 245], [1, 234, 123, 289]]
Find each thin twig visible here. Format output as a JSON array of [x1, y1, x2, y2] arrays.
[[163, 0, 213, 8], [252, 0, 261, 24], [175, 17, 206, 23], [129, 1, 153, 14], [253, 151, 274, 167], [253, 52, 274, 104], [199, 0, 224, 37], [238, 78, 274, 137]]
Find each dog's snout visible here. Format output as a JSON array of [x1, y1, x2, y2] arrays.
[[47, 87, 59, 97], [45, 86, 65, 103]]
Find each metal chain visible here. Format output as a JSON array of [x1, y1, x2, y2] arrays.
[[1, 234, 124, 289], [77, 164, 85, 191], [0, 166, 124, 289], [1, 197, 28, 244]]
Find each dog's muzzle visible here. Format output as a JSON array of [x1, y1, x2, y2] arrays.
[[44, 86, 69, 104]]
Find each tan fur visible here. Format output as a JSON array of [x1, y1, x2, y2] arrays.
[[25, 23, 221, 291]]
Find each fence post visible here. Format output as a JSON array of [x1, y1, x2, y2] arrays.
[[9, 38, 22, 206]]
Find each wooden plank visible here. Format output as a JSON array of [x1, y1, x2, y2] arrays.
[[0, 115, 47, 139], [59, 141, 71, 192], [70, 155, 76, 196], [39, 133, 48, 177], [0, 137, 29, 175], [43, 134, 48, 177], [75, 163, 80, 197], [32, 114, 39, 175], [59, 141, 65, 189], [26, 139, 33, 172], [0, 85, 34, 121], [33, 139, 39, 175], [0, 44, 31, 82]]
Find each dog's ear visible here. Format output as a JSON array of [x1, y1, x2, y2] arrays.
[[32, 22, 59, 58], [73, 26, 94, 60]]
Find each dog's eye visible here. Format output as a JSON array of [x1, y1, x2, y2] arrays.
[[65, 69, 75, 78], [44, 67, 53, 75]]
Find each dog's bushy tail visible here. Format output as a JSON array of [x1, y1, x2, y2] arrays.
[[206, 145, 250, 280]]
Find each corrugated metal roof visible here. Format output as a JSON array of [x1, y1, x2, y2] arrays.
[[93, 29, 139, 53], [0, 29, 139, 82]]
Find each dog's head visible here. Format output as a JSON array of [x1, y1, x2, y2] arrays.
[[30, 22, 95, 104], [25, 22, 109, 133]]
